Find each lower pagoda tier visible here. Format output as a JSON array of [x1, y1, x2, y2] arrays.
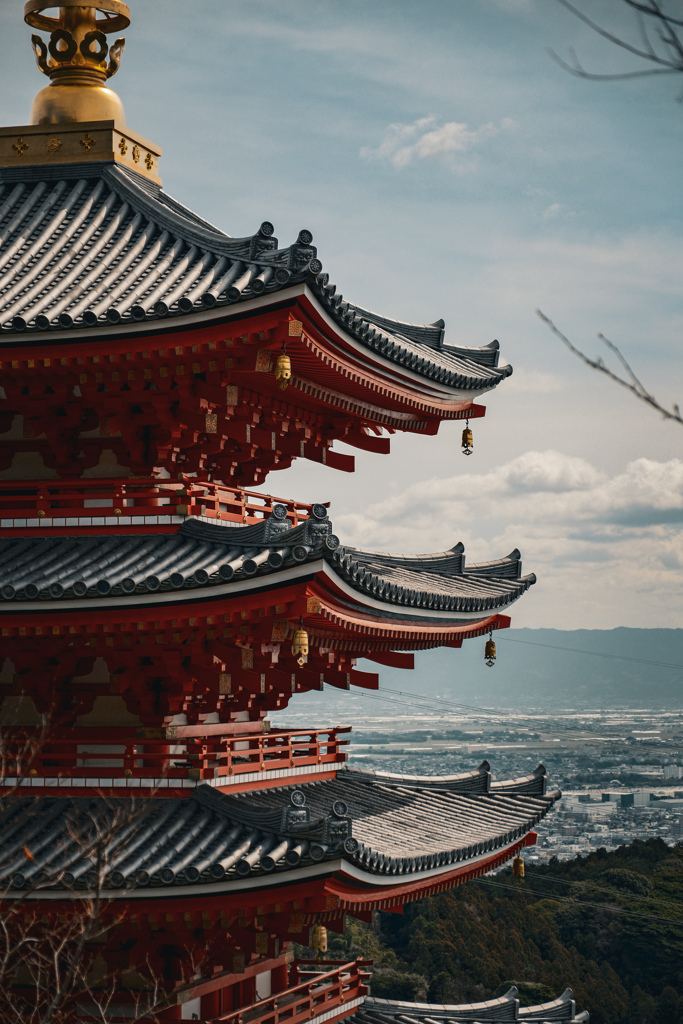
[[0, 765, 558, 1021], [2, 764, 559, 896], [0, 501, 535, 722], [350, 988, 588, 1024]]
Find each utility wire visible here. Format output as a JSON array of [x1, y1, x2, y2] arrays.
[[498, 637, 683, 671], [524, 870, 683, 911], [330, 687, 508, 722], [380, 688, 500, 718], [473, 877, 683, 927]]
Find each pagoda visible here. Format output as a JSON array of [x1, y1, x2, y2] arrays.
[[0, 3, 560, 1022]]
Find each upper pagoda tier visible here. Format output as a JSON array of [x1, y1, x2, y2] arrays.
[[0, 161, 511, 482]]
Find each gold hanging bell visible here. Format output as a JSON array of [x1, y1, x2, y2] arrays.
[[484, 635, 496, 667], [512, 855, 525, 879], [311, 923, 328, 956], [462, 422, 473, 456], [292, 620, 309, 666], [275, 347, 292, 390]]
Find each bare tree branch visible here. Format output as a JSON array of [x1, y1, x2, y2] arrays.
[[536, 310, 683, 426], [552, 0, 683, 85]]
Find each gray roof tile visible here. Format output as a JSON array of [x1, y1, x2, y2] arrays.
[[0, 505, 535, 612], [349, 988, 584, 1024]]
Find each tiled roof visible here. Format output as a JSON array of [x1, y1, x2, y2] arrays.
[[350, 988, 587, 1024], [0, 165, 511, 392], [0, 505, 535, 613], [1, 762, 559, 893]]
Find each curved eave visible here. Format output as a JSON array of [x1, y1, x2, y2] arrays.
[[0, 553, 533, 626], [12, 834, 537, 904], [0, 167, 512, 398]]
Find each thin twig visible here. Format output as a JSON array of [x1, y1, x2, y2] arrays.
[[552, 0, 683, 83], [536, 310, 683, 426]]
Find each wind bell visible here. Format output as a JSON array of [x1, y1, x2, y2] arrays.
[[291, 617, 309, 666], [461, 418, 473, 456], [512, 855, 525, 879], [484, 629, 496, 667], [311, 922, 327, 960], [275, 343, 292, 390]]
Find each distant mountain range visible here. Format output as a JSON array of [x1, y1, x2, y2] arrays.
[[278, 629, 683, 720], [370, 628, 683, 710]]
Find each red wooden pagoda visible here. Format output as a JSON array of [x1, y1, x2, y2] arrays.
[[0, 4, 556, 1022]]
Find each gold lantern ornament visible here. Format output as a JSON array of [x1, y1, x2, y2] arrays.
[[461, 419, 473, 456], [512, 855, 525, 879], [291, 617, 309, 666], [484, 631, 496, 667], [311, 923, 328, 959], [275, 344, 292, 390]]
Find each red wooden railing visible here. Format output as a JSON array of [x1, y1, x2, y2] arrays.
[[212, 959, 371, 1024], [0, 478, 319, 527], [0, 726, 350, 783]]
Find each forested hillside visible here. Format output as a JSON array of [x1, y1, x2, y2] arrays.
[[311, 840, 683, 1024]]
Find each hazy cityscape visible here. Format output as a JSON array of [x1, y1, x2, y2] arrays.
[[273, 688, 683, 861]]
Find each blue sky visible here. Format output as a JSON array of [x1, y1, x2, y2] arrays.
[[1, 0, 682, 628]]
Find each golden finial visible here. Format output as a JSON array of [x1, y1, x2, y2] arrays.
[[24, 1, 131, 125]]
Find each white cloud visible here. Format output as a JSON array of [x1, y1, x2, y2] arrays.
[[334, 451, 683, 629], [543, 202, 562, 220], [360, 116, 514, 170]]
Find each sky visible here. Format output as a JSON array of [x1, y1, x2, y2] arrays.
[[1, 0, 682, 630]]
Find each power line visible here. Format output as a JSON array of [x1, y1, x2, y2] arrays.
[[381, 687, 500, 717], [524, 869, 683, 911], [498, 637, 683, 671], [473, 877, 683, 927], [325, 686, 508, 721]]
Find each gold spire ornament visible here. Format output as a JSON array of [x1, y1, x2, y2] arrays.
[[484, 630, 496, 667], [24, 0, 131, 125], [461, 418, 473, 456]]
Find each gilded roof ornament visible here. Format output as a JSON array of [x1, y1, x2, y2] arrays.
[[23, 1, 131, 125]]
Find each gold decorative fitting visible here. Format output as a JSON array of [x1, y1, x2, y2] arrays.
[[512, 855, 525, 878], [118, 137, 127, 155], [12, 138, 29, 155], [124, 768, 133, 778], [462, 419, 473, 456], [37, 510, 46, 518], [80, 132, 96, 151], [46, 136, 61, 153], [145, 152, 154, 169], [132, 144, 140, 163], [275, 346, 292, 390], [114, 508, 122, 516], [485, 632, 496, 668]]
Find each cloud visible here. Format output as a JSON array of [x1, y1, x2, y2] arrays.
[[334, 452, 683, 629], [360, 116, 515, 170]]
